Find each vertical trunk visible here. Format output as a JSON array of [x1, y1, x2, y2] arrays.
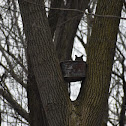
[[18, 0, 70, 125], [48, 0, 64, 37], [28, 58, 49, 126], [78, 0, 123, 125], [55, 0, 89, 61]]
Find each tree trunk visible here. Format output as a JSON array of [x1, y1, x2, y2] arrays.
[[78, 0, 123, 125], [18, 0, 123, 125], [55, 0, 89, 61], [28, 58, 49, 126], [18, 0, 71, 125]]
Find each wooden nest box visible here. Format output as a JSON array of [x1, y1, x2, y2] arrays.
[[60, 60, 87, 82]]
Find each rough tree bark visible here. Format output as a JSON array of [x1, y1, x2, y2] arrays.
[[55, 0, 89, 61], [78, 0, 123, 125], [18, 0, 123, 126], [27, 59, 49, 126], [18, 0, 70, 126]]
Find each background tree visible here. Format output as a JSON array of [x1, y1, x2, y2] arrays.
[[0, 0, 126, 126]]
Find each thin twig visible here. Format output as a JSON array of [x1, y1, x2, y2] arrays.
[[45, 6, 126, 20]]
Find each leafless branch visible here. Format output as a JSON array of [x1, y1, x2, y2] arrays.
[[0, 88, 29, 122]]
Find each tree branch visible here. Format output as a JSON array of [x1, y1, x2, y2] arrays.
[[0, 89, 29, 122], [0, 45, 27, 89], [48, 0, 64, 37], [76, 34, 87, 50]]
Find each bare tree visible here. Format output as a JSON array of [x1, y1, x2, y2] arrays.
[[17, 0, 124, 126], [0, 0, 126, 126]]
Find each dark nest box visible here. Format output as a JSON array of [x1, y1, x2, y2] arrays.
[[60, 60, 87, 82]]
